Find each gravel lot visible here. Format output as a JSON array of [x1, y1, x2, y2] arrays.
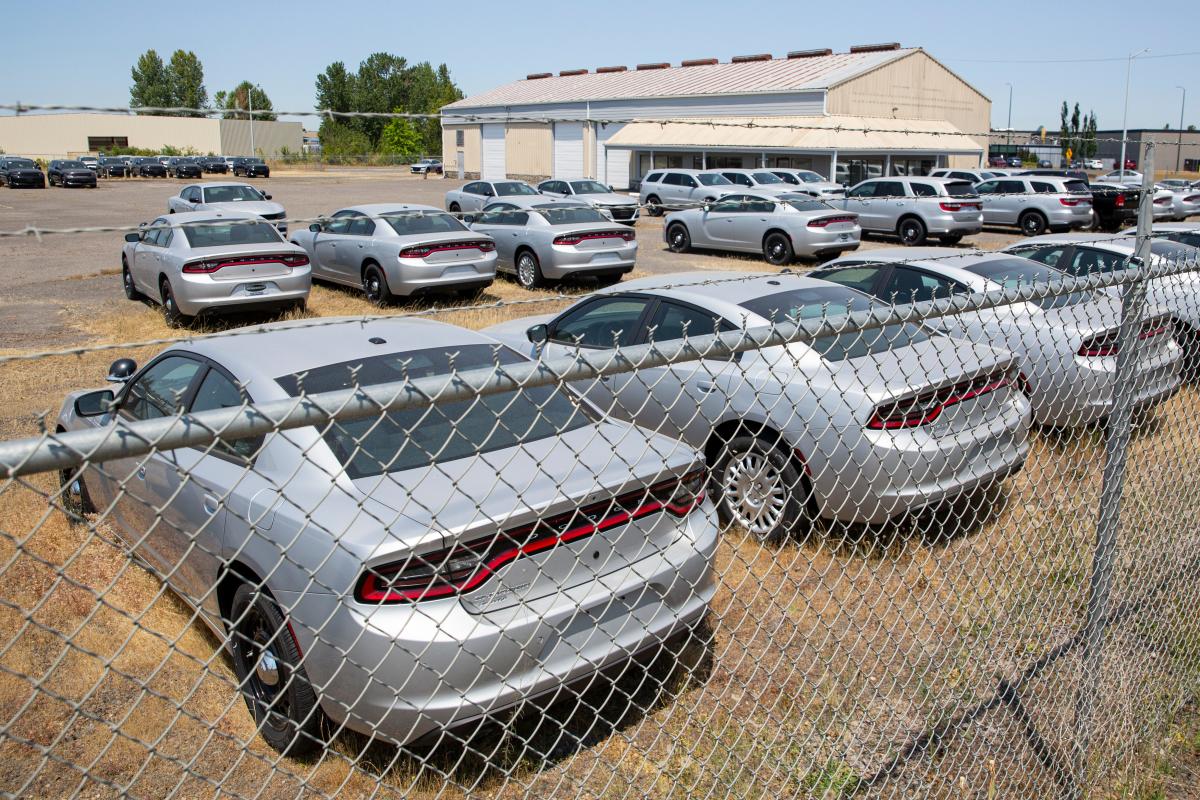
[[0, 168, 1028, 349]]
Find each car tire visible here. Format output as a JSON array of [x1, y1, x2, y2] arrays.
[[666, 223, 691, 253], [160, 278, 191, 328], [448, 202, 461, 213], [762, 232, 795, 265], [713, 434, 810, 543], [897, 217, 928, 246], [58, 463, 94, 524], [938, 233, 964, 245], [1019, 211, 1048, 237], [228, 582, 324, 757], [645, 196, 663, 217], [122, 260, 143, 301], [515, 250, 545, 290], [362, 262, 393, 306]]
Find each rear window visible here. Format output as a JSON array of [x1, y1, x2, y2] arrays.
[[781, 196, 833, 212], [181, 219, 283, 248], [645, 172, 663, 183], [944, 181, 979, 198], [537, 205, 608, 224], [962, 257, 1092, 309], [384, 211, 468, 235], [275, 344, 593, 478], [1064, 180, 1090, 194], [739, 286, 929, 362]]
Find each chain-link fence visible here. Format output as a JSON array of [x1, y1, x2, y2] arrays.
[[1, 141, 1200, 800]]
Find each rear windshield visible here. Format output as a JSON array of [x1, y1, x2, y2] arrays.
[[537, 205, 609, 224], [739, 286, 929, 362], [275, 344, 593, 478], [1150, 240, 1199, 261], [697, 174, 733, 186], [182, 219, 283, 248], [962, 257, 1092, 309], [384, 211, 468, 235], [781, 196, 833, 212], [494, 181, 536, 196], [203, 185, 263, 203], [944, 181, 979, 197], [1064, 180, 1090, 194]]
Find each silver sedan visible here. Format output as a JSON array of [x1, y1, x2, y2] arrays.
[[814, 249, 1182, 427], [484, 272, 1031, 540], [1156, 184, 1200, 220], [444, 179, 540, 213], [663, 193, 860, 265], [289, 204, 497, 304], [56, 316, 717, 754], [468, 198, 637, 289], [121, 209, 311, 326], [536, 178, 640, 224], [168, 182, 287, 233]]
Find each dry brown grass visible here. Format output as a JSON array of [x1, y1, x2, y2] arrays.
[[1, 277, 1199, 798]]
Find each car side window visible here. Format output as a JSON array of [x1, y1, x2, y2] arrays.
[[976, 181, 998, 194], [813, 265, 884, 295], [1031, 181, 1056, 194], [724, 173, 752, 187], [646, 301, 731, 343], [325, 210, 356, 234], [465, 182, 484, 195], [348, 215, 376, 236], [847, 182, 877, 198], [189, 368, 262, 461], [550, 297, 652, 348], [645, 172, 663, 184], [709, 194, 750, 213], [122, 356, 204, 421], [145, 219, 171, 247], [880, 267, 962, 304], [875, 181, 906, 199], [910, 183, 937, 197], [661, 173, 680, 186], [1068, 247, 1126, 276], [680, 175, 698, 188], [998, 179, 1026, 194]]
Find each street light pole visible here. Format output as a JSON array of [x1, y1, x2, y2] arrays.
[[1177, 86, 1187, 173], [1119, 49, 1149, 179], [248, 87, 255, 156]]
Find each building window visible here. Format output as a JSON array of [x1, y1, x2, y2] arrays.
[[1185, 159, 1200, 172], [455, 130, 465, 147], [87, 136, 129, 152]]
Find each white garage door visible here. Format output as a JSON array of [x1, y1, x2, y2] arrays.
[[481, 123, 506, 180], [595, 123, 630, 190], [552, 121, 584, 180]]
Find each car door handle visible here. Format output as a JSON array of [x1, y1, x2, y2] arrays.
[[696, 381, 717, 393], [203, 494, 219, 515]]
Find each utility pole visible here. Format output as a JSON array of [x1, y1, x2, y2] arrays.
[[248, 87, 255, 156], [1006, 83, 1013, 147], [1119, 49, 1149, 179], [1177, 86, 1187, 173]]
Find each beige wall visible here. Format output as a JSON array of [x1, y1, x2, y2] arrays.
[[441, 124, 480, 175], [0, 113, 301, 159], [827, 51, 992, 153], [505, 123, 551, 176]]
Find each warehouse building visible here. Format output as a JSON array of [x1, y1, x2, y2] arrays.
[[440, 44, 990, 189], [0, 113, 304, 160], [1094, 129, 1200, 173]]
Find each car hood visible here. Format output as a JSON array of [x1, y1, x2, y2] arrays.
[[205, 200, 283, 216]]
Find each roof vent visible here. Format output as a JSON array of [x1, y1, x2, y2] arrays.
[[596, 65, 627, 73], [635, 62, 670, 71], [731, 53, 772, 63], [526, 72, 552, 80], [849, 42, 901, 53], [681, 57, 718, 67], [558, 68, 587, 77], [787, 48, 833, 59]]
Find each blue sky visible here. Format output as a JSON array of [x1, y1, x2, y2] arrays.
[[4, 0, 1197, 131]]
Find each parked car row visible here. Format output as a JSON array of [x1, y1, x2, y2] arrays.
[[63, 234, 1195, 755]]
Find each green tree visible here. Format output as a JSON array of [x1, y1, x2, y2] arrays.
[[215, 82, 276, 121], [318, 123, 372, 161], [130, 49, 173, 112], [167, 50, 207, 115], [379, 115, 423, 159]]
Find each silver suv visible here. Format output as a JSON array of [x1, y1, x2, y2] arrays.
[[639, 169, 736, 216], [975, 175, 1093, 236], [840, 177, 983, 246]]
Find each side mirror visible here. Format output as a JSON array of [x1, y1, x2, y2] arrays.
[[106, 357, 137, 383], [308, 222, 322, 233], [461, 213, 478, 225], [74, 389, 115, 418], [702, 203, 711, 212], [124, 232, 141, 243], [609, 185, 615, 192], [262, 193, 272, 200], [526, 323, 549, 345], [483, 189, 495, 197]]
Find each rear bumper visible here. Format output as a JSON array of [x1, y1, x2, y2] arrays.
[[793, 227, 860, 258], [542, 242, 638, 280], [924, 212, 984, 235], [1031, 345, 1182, 427], [172, 266, 312, 316], [386, 251, 498, 297]]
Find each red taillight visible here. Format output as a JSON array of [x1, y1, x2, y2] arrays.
[[1186, 195, 1200, 203], [354, 470, 705, 604], [1154, 197, 1171, 206], [1059, 197, 1090, 207], [553, 230, 635, 246], [807, 215, 857, 228], [181, 254, 307, 273], [866, 372, 1012, 430], [939, 201, 982, 212], [1079, 320, 1171, 358], [1115, 195, 1126, 208], [399, 240, 494, 258]]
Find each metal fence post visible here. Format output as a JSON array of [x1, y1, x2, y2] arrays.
[[1071, 142, 1156, 797]]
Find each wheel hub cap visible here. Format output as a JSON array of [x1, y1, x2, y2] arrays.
[[723, 452, 786, 536], [256, 649, 280, 687]]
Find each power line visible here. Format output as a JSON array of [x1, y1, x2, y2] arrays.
[[946, 49, 1200, 65]]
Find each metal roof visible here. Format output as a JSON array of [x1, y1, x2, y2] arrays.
[[602, 116, 982, 153], [444, 49, 919, 110]]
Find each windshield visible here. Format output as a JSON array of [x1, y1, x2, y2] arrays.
[[245, 157, 265, 164], [782, 196, 833, 212], [384, 211, 469, 235], [6, 160, 36, 169], [275, 344, 593, 478], [181, 219, 283, 248], [569, 180, 610, 194], [944, 182, 979, 197], [962, 258, 1093, 309], [537, 205, 609, 224], [697, 174, 733, 186], [739, 286, 929, 362], [794, 171, 823, 183], [203, 185, 265, 203], [59, 161, 86, 169], [751, 172, 785, 184], [494, 181, 536, 196], [1165, 232, 1200, 249], [1150, 240, 1200, 261]]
